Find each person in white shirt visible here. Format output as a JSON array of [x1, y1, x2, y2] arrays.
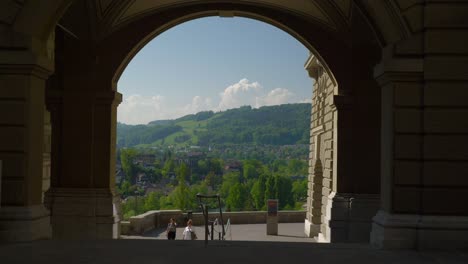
[[182, 219, 197, 240]]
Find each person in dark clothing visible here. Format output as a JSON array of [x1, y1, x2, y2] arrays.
[[166, 218, 177, 240]]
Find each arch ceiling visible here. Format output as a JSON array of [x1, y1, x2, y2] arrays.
[[0, 0, 411, 50], [92, 0, 355, 37], [0, 0, 410, 93]]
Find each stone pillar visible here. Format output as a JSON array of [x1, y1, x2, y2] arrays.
[[0, 50, 53, 241], [371, 1, 468, 249], [319, 95, 380, 243], [46, 90, 122, 239], [304, 52, 380, 243], [304, 55, 323, 237]]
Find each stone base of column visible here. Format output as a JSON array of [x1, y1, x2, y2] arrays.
[[319, 192, 380, 243], [371, 210, 468, 249], [0, 205, 51, 242], [304, 218, 320, 237], [45, 188, 119, 239]]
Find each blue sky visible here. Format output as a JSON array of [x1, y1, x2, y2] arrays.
[[117, 17, 312, 124]]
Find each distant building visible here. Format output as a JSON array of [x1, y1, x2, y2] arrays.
[[176, 151, 205, 168], [135, 154, 156, 167], [224, 160, 242, 173]]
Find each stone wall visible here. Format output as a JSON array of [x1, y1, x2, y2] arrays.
[[304, 49, 381, 243], [121, 210, 306, 235], [304, 55, 337, 240], [370, 1, 468, 249]]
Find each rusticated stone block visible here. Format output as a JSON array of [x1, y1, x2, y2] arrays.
[[424, 135, 468, 160], [394, 83, 421, 106], [394, 135, 421, 159], [394, 161, 421, 185], [393, 187, 421, 213], [424, 109, 468, 133], [423, 161, 468, 186], [425, 82, 468, 106], [394, 109, 421, 133]]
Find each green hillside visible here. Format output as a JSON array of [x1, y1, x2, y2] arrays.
[[117, 103, 311, 148]]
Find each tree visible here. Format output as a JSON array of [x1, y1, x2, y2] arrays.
[[287, 159, 308, 176], [251, 174, 266, 210], [118, 180, 133, 197], [173, 166, 190, 210], [162, 158, 175, 179], [276, 175, 294, 209], [220, 172, 240, 200], [226, 183, 246, 211], [120, 148, 137, 183], [188, 182, 210, 210], [204, 171, 216, 189], [271, 159, 288, 173], [243, 163, 257, 180], [176, 163, 190, 184], [208, 158, 223, 175], [263, 174, 294, 209], [292, 178, 308, 202], [264, 174, 275, 201], [159, 195, 174, 209], [143, 191, 162, 212]]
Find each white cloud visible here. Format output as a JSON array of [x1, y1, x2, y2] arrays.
[[217, 78, 262, 110], [256, 88, 294, 107], [177, 95, 214, 117], [118, 78, 311, 124], [118, 94, 169, 124], [217, 79, 300, 110], [118, 94, 214, 124], [298, 98, 312, 104]]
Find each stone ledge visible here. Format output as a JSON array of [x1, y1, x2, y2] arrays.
[[371, 210, 468, 249], [122, 210, 306, 236], [0, 205, 51, 242]]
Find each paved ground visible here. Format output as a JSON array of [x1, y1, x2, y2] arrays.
[[1, 239, 468, 264], [1, 224, 468, 264], [124, 223, 317, 243]]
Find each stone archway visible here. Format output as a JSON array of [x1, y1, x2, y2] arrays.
[[43, 0, 383, 243], [3, 0, 467, 250]]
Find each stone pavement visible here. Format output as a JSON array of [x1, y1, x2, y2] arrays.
[[1, 239, 468, 264], [2, 224, 467, 264], [130, 223, 317, 243]]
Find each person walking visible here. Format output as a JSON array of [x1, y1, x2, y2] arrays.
[[182, 219, 197, 240], [166, 218, 177, 240]]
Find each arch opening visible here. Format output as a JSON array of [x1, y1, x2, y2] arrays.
[[115, 16, 316, 242], [44, 0, 383, 243]]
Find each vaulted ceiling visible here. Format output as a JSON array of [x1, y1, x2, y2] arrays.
[[61, 0, 355, 41]]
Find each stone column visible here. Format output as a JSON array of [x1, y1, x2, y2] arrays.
[[46, 90, 122, 239], [370, 51, 425, 248], [0, 50, 53, 241], [371, 1, 468, 249], [304, 55, 323, 237], [305, 52, 380, 243]]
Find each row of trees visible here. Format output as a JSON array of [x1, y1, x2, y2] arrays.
[[120, 171, 308, 220], [118, 151, 308, 219]]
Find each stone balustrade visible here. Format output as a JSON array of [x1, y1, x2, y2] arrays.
[[121, 210, 306, 235]]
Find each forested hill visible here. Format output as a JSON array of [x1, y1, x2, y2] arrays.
[[117, 103, 311, 148]]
